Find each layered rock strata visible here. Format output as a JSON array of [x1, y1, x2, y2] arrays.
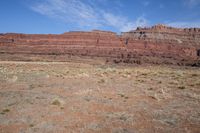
[[0, 25, 199, 66]]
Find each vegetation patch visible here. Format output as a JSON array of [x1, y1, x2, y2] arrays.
[[1, 108, 10, 115], [51, 99, 62, 106], [98, 79, 105, 83], [178, 86, 186, 90], [29, 124, 34, 127]]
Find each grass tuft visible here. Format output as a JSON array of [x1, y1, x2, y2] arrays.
[[191, 74, 198, 77], [178, 86, 186, 90], [52, 99, 61, 106], [29, 124, 34, 127], [2, 109, 10, 113], [0, 108, 10, 115], [98, 79, 105, 83]]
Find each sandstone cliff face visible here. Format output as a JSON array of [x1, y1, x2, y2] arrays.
[[121, 24, 200, 65], [0, 24, 199, 66], [122, 24, 200, 47]]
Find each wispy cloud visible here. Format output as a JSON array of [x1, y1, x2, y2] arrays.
[[31, 0, 102, 28], [159, 4, 164, 9], [30, 0, 148, 32], [167, 21, 200, 28], [142, 1, 150, 7], [102, 12, 148, 31], [184, 0, 200, 7]]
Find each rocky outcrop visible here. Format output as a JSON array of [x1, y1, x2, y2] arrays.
[[0, 24, 199, 66], [122, 24, 200, 47]]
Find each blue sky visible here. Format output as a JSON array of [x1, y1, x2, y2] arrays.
[[0, 0, 200, 34]]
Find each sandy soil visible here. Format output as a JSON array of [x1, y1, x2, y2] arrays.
[[0, 61, 199, 133]]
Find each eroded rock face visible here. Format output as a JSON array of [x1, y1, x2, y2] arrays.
[[0, 24, 199, 66]]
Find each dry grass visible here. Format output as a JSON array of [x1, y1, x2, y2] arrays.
[[0, 61, 199, 133], [51, 98, 63, 106]]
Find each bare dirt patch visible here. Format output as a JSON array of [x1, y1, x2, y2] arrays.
[[0, 61, 199, 133]]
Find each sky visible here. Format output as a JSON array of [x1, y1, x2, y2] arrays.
[[0, 0, 200, 34]]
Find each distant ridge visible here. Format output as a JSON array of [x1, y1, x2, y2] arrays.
[[0, 24, 200, 66]]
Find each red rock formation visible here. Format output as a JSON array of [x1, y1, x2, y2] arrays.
[[0, 24, 200, 66]]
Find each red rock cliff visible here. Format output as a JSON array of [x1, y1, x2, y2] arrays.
[[0, 25, 199, 66]]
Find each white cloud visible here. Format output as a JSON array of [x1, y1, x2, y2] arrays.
[[30, 0, 149, 32], [31, 0, 101, 28], [121, 16, 149, 32], [102, 13, 148, 32], [135, 16, 149, 28]]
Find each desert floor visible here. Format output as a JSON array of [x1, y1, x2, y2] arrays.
[[0, 61, 199, 133]]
